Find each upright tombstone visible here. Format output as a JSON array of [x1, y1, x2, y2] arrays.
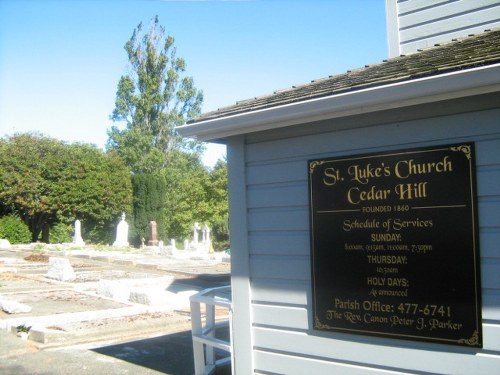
[[148, 221, 159, 246], [73, 219, 85, 246], [203, 224, 212, 253], [45, 257, 76, 281], [192, 222, 200, 245], [113, 212, 129, 247]]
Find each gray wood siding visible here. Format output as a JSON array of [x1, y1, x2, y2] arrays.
[[387, 0, 500, 57], [243, 107, 500, 373]]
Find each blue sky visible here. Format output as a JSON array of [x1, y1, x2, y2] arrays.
[[0, 0, 388, 166]]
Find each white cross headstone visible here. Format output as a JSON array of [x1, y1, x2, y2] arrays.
[[73, 219, 85, 246]]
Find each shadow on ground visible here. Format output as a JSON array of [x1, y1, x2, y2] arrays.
[[92, 329, 231, 375], [92, 330, 194, 375]]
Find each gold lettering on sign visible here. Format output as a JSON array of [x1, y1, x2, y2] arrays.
[[394, 157, 452, 179], [310, 144, 482, 347]]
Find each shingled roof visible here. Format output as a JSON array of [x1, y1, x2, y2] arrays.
[[189, 28, 500, 124]]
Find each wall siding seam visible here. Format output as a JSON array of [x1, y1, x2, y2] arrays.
[[481, 228, 500, 234], [248, 229, 309, 236], [246, 135, 500, 169], [252, 322, 308, 332], [247, 180, 307, 190], [251, 300, 307, 309], [397, 0, 455, 16], [250, 254, 309, 261], [249, 252, 310, 258], [251, 277, 310, 286], [252, 346, 420, 375], [483, 319, 500, 325], [399, 4, 500, 30], [253, 325, 500, 367], [248, 203, 308, 211], [250, 253, 310, 258], [478, 196, 500, 204], [247, 139, 491, 172], [400, 18, 500, 44], [478, 165, 500, 172], [483, 287, 500, 293], [246, 158, 307, 168], [248, 205, 308, 212], [250, 275, 311, 283], [249, 229, 309, 234], [399, 4, 499, 31]]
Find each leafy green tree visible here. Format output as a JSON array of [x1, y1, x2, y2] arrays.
[[55, 142, 133, 243], [0, 133, 133, 243], [206, 159, 229, 250], [162, 151, 210, 240], [107, 15, 204, 174], [161, 155, 228, 250]]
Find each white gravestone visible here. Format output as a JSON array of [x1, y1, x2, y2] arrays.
[[189, 222, 211, 253], [0, 239, 11, 250], [113, 212, 129, 247], [45, 257, 76, 281], [193, 222, 200, 245], [0, 298, 32, 314], [203, 224, 213, 253], [73, 219, 85, 246]]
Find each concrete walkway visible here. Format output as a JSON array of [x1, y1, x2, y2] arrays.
[[0, 325, 196, 374]]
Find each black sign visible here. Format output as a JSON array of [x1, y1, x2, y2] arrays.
[[309, 143, 482, 347]]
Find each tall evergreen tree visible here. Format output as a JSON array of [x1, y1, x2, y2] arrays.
[[131, 173, 167, 245]]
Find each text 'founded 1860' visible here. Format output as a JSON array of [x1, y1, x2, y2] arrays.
[[309, 143, 482, 347]]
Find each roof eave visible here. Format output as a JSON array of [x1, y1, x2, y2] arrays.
[[177, 63, 500, 142]]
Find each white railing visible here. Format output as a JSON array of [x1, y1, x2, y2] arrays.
[[190, 286, 232, 375]]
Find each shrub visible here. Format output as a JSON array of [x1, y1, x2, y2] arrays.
[[50, 222, 73, 244], [0, 215, 31, 244]]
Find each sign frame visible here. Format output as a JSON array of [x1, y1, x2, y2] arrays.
[[308, 143, 482, 347]]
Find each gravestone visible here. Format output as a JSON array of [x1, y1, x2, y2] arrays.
[[0, 298, 32, 314], [73, 219, 85, 246], [189, 222, 211, 253], [148, 221, 159, 246], [45, 257, 76, 281], [113, 212, 129, 247], [0, 239, 11, 250], [193, 222, 200, 244]]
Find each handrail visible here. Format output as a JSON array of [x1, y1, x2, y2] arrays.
[[190, 286, 232, 375]]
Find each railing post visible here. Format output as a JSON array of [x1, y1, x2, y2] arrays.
[[190, 286, 232, 375], [205, 302, 216, 366], [190, 299, 205, 375]]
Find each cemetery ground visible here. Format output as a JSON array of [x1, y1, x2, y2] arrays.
[[0, 246, 231, 374]]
